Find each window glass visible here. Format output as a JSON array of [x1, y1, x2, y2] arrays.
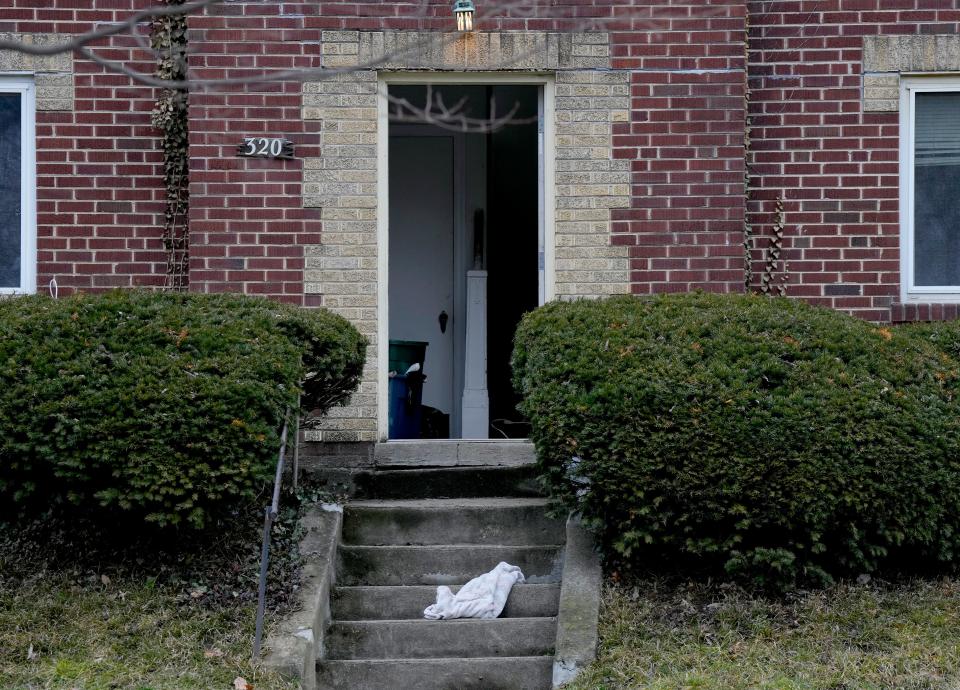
[[0, 92, 20, 289], [914, 91, 960, 287]]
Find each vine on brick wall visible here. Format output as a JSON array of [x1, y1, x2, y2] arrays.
[[150, 0, 189, 291], [744, 12, 787, 296], [759, 197, 789, 296]]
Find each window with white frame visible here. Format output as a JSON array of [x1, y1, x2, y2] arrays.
[[0, 77, 36, 295], [901, 78, 960, 300]]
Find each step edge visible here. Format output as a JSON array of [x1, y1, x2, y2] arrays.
[[331, 616, 559, 625], [333, 583, 562, 591], [319, 655, 556, 665], [339, 544, 565, 550], [345, 498, 552, 508]]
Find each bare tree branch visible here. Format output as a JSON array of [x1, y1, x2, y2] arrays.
[[0, 0, 220, 55], [389, 84, 539, 133], [1, 0, 732, 129], [3, 0, 730, 87], [70, 0, 565, 91]]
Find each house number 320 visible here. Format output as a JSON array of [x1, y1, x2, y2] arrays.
[[236, 137, 294, 159]]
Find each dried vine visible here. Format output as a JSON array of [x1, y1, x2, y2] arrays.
[[150, 0, 189, 291], [744, 12, 788, 296], [759, 197, 789, 296]]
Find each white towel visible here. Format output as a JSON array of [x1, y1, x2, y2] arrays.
[[423, 562, 525, 620]]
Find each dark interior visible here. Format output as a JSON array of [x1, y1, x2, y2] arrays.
[[486, 86, 539, 437]]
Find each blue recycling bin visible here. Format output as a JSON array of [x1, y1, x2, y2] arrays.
[[389, 372, 425, 439], [389, 340, 427, 439]]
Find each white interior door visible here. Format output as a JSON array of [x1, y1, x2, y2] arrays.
[[389, 135, 456, 418]]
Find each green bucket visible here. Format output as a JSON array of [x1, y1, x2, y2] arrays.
[[389, 340, 428, 376]]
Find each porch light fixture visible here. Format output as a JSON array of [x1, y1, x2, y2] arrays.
[[453, 0, 475, 31]]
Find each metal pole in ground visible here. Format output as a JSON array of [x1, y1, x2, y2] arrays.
[[252, 416, 289, 660]]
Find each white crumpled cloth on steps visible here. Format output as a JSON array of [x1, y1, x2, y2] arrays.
[[423, 561, 525, 620]]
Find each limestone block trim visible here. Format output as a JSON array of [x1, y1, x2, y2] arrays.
[[301, 70, 379, 442], [863, 35, 960, 112], [554, 69, 630, 298], [0, 33, 74, 110], [320, 30, 611, 71]]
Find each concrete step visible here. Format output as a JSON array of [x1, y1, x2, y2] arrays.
[[342, 498, 565, 546], [326, 617, 557, 660], [374, 440, 536, 467], [351, 465, 543, 500], [316, 655, 553, 690], [337, 544, 564, 586], [331, 583, 562, 620]]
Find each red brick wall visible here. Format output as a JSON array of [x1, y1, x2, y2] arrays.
[[8, 1, 960, 322], [292, 0, 657, 32], [185, 1, 750, 303], [1, 0, 166, 293], [187, 2, 322, 304], [747, 1, 960, 322], [608, 2, 749, 295]]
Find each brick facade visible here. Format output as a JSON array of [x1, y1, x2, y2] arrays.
[[3, 1, 960, 436], [0, 3, 167, 292], [747, 1, 960, 321], [610, 2, 749, 296], [187, 1, 323, 303]]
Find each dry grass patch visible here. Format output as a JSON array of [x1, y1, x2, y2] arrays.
[[0, 571, 298, 690], [0, 485, 333, 690], [570, 578, 960, 689]]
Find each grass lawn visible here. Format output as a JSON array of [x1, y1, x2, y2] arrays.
[[570, 578, 960, 690], [0, 493, 316, 690], [0, 572, 297, 690]]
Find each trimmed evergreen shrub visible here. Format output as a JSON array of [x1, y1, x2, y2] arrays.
[[512, 293, 960, 587], [0, 290, 366, 528]]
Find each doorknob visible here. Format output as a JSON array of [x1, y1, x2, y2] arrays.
[[438, 310, 448, 334]]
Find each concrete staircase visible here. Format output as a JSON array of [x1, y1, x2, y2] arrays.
[[316, 462, 567, 690]]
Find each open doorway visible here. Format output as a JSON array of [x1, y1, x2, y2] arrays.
[[385, 82, 543, 440]]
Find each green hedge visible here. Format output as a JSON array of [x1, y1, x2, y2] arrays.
[[512, 293, 960, 587], [0, 291, 366, 528]]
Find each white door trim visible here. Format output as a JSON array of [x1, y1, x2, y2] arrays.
[[0, 76, 36, 295], [376, 72, 556, 441]]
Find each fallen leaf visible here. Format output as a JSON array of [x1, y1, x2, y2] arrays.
[[100, 574, 111, 586], [204, 648, 224, 658], [233, 677, 253, 690]]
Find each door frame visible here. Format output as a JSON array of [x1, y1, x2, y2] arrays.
[[376, 71, 557, 441]]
